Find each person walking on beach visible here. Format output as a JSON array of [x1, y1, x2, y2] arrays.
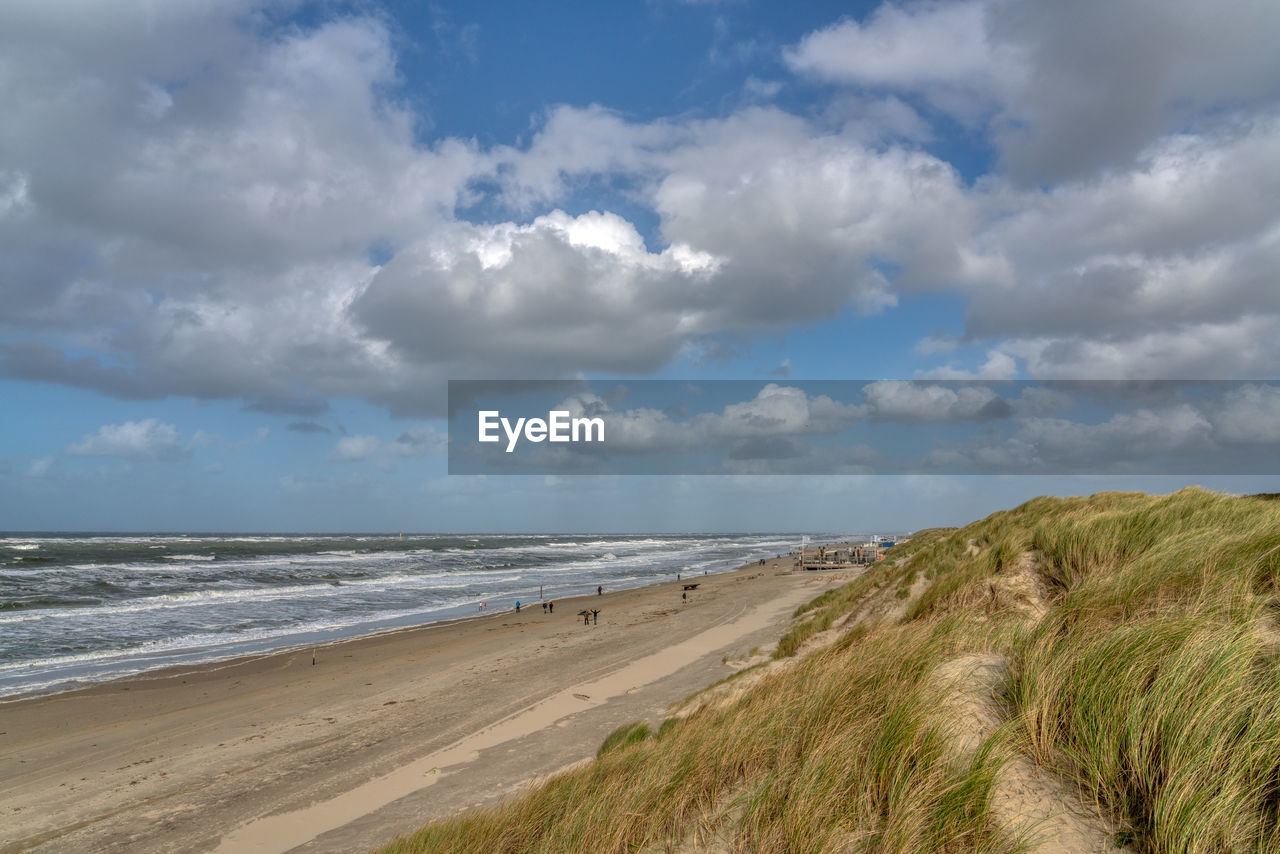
[[515, 600, 521, 613], [591, 609, 599, 625], [682, 591, 687, 603], [542, 602, 547, 614], [597, 585, 603, 596], [548, 601, 554, 614]]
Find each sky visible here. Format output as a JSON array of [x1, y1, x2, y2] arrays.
[[1, 0, 1279, 532]]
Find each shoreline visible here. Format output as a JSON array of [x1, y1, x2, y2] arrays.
[[1, 551, 856, 854], [0, 548, 788, 704], [0, 574, 722, 705]]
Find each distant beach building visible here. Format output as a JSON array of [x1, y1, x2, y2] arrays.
[[798, 541, 880, 570]]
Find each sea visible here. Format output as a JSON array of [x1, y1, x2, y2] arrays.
[[0, 532, 839, 699]]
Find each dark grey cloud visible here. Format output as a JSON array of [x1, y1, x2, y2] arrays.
[[286, 421, 331, 434], [988, 0, 1280, 181], [786, 0, 1280, 182], [0, 340, 158, 399], [246, 399, 331, 417]]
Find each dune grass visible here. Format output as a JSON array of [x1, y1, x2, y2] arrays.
[[596, 721, 652, 759], [771, 526, 953, 658], [382, 619, 1014, 854], [379, 488, 1280, 853]]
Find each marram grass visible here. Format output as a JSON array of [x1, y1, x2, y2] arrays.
[[379, 488, 1280, 853], [382, 620, 1014, 854]]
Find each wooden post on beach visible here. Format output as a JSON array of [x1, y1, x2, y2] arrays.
[[540, 584, 543, 600]]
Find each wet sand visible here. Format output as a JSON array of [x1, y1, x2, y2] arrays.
[[1, 555, 856, 854]]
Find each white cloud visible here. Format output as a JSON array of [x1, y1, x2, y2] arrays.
[[329, 426, 444, 463], [784, 1, 1011, 120], [68, 419, 187, 460], [785, 0, 1280, 180], [1, 1, 1278, 418], [923, 114, 1280, 380], [352, 209, 725, 384], [330, 435, 382, 462], [0, 5, 489, 410], [915, 351, 1017, 381], [26, 456, 53, 477], [1212, 385, 1280, 444], [862, 381, 1012, 422], [1011, 405, 1215, 467], [995, 316, 1280, 381], [548, 384, 866, 455]]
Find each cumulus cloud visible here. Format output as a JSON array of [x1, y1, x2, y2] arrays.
[[330, 435, 382, 462], [924, 404, 1218, 474], [1018, 405, 1214, 464], [287, 421, 331, 434], [915, 351, 1018, 381], [786, 0, 1280, 180], [352, 209, 724, 381], [0, 3, 487, 410], [68, 419, 188, 460], [1212, 384, 1280, 444], [862, 381, 1012, 422], [987, 0, 1280, 180], [915, 109, 1280, 380], [784, 1, 1012, 120], [455, 381, 1280, 474], [2, 0, 1279, 417], [546, 384, 866, 455], [329, 426, 444, 463]]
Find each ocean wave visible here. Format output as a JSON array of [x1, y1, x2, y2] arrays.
[[0, 569, 528, 625]]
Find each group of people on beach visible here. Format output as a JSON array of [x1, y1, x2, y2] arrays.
[[499, 571, 719, 620], [499, 570, 729, 616], [489, 582, 607, 615], [502, 574, 716, 617], [503, 583, 612, 625]]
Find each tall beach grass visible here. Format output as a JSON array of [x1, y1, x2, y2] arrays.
[[380, 488, 1280, 852]]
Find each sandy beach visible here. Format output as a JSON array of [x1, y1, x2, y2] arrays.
[[1, 555, 855, 854]]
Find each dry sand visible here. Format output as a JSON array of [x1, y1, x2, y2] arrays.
[[1, 556, 854, 854]]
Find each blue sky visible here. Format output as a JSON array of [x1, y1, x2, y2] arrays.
[[2, 0, 1279, 531]]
